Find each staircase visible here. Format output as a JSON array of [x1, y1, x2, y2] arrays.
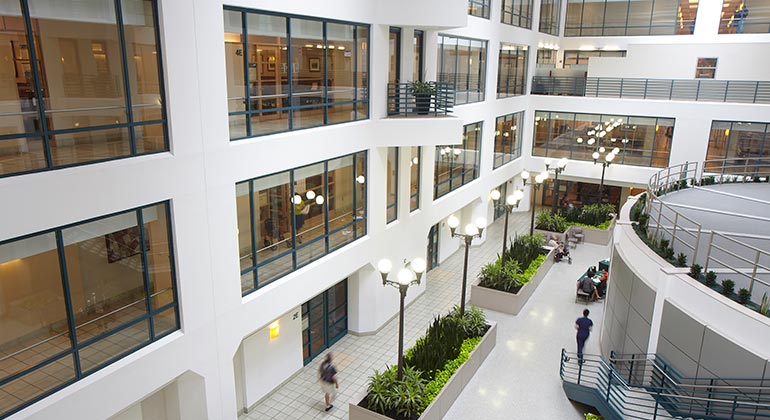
[[560, 350, 770, 420]]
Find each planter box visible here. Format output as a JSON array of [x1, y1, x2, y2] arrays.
[[469, 249, 556, 315], [349, 322, 498, 420], [569, 216, 616, 246]]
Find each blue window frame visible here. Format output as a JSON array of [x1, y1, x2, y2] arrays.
[[0, 201, 179, 418], [237, 151, 368, 295], [434, 121, 482, 199], [224, 7, 370, 140], [0, 0, 169, 178], [494, 111, 524, 168]]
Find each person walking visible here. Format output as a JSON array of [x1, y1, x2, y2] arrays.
[[575, 309, 593, 363], [318, 353, 338, 411]]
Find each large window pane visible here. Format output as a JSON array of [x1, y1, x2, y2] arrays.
[[565, 0, 697, 36], [497, 43, 528, 97], [434, 122, 482, 199], [0, 0, 167, 177], [0, 202, 178, 418], [534, 110, 673, 168], [387, 147, 398, 223], [247, 13, 289, 135], [539, 0, 561, 35], [502, 0, 533, 28], [410, 146, 420, 211], [438, 35, 487, 105], [238, 152, 367, 295], [494, 111, 523, 168], [327, 23, 355, 103]]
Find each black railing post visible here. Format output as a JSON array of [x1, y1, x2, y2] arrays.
[[619, 78, 624, 98], [724, 80, 730, 102], [628, 354, 635, 383], [644, 79, 649, 98], [696, 79, 701, 101], [669, 80, 674, 100]]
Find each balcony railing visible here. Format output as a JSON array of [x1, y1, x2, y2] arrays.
[[531, 76, 770, 104], [386, 82, 454, 117]]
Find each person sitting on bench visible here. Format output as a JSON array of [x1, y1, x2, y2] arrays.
[[597, 269, 609, 297], [578, 274, 601, 301]]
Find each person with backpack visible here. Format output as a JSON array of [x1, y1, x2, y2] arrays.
[[319, 353, 338, 411]]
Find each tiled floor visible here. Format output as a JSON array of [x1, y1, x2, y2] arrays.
[[240, 210, 609, 420]]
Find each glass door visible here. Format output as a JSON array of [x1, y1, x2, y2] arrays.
[[302, 279, 348, 365], [427, 223, 439, 271]]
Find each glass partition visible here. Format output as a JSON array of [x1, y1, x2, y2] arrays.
[[565, 0, 697, 36], [494, 111, 524, 168], [437, 35, 487, 105], [435, 122, 482, 198], [0, 202, 178, 418], [706, 120, 770, 171], [501, 0, 533, 28], [533, 110, 674, 168], [224, 8, 369, 139], [497, 43, 529, 97], [237, 151, 367, 295], [0, 0, 167, 177]]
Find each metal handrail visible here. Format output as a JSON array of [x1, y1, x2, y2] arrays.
[[560, 349, 770, 419], [643, 157, 770, 309], [386, 81, 454, 117], [532, 76, 770, 104]]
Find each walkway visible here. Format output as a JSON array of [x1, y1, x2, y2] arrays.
[[240, 210, 609, 420]]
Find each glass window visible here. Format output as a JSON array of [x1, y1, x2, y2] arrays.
[[224, 8, 369, 139], [494, 111, 524, 168], [501, 0, 533, 28], [469, 0, 491, 18], [706, 120, 770, 172], [437, 35, 487, 105], [434, 122, 482, 199], [0, 202, 178, 418], [563, 50, 627, 68], [413, 30, 424, 82], [539, 0, 561, 35], [497, 43, 529, 97], [237, 151, 367, 295], [720, 1, 770, 34], [533, 110, 674, 168], [386, 147, 398, 223], [410, 146, 421, 212], [0, 0, 168, 177], [565, 0, 696, 36], [695, 57, 717, 79]]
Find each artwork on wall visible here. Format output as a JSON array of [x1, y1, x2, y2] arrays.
[[309, 57, 321, 72], [105, 226, 148, 263]]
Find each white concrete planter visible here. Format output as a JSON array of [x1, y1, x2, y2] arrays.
[[349, 322, 497, 420], [470, 248, 556, 315], [535, 215, 616, 246]]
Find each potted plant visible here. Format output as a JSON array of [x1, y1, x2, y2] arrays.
[[407, 81, 436, 115], [721, 279, 735, 297]]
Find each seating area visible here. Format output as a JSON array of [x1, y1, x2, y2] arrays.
[[575, 259, 610, 303]]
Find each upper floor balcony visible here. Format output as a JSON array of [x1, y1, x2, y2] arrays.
[[386, 82, 455, 118], [531, 76, 770, 105]]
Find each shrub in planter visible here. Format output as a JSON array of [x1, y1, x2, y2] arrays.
[[365, 365, 426, 419], [702, 175, 715, 185], [705, 270, 717, 287], [761, 293, 770, 316], [503, 233, 544, 267], [478, 258, 522, 293], [659, 238, 670, 250], [676, 252, 687, 267], [637, 213, 649, 234], [689, 264, 702, 280], [738, 288, 751, 304], [536, 212, 567, 233], [663, 247, 675, 260], [417, 336, 481, 413], [721, 279, 735, 297], [584, 414, 603, 420]]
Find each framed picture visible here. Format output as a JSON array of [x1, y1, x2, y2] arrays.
[[105, 226, 149, 263], [309, 57, 321, 72]]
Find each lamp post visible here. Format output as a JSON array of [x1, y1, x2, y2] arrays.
[[544, 157, 568, 213], [577, 119, 626, 204], [490, 188, 524, 255], [593, 149, 617, 201], [521, 170, 547, 236], [447, 215, 486, 316], [378, 257, 427, 381]]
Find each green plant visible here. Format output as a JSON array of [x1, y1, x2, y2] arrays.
[[721, 279, 735, 297], [536, 212, 568, 232], [418, 337, 481, 412], [705, 271, 717, 286], [659, 238, 670, 249], [561, 203, 615, 227], [689, 264, 702, 280], [407, 80, 436, 95], [447, 305, 488, 338], [760, 293, 770, 316], [584, 414, 603, 420], [366, 365, 426, 417], [676, 252, 687, 267], [663, 247, 675, 260], [738, 288, 751, 304], [503, 233, 545, 267], [405, 315, 465, 378], [702, 175, 715, 185], [478, 258, 523, 293], [637, 213, 650, 234]]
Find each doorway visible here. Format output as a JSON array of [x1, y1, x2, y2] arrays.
[[427, 223, 439, 271], [302, 279, 348, 365]]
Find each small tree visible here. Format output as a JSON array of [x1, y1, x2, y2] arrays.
[[721, 280, 735, 297], [738, 288, 751, 304], [705, 270, 717, 286], [689, 264, 702, 280]]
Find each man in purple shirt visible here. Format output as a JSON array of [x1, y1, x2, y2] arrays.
[[575, 309, 593, 363]]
